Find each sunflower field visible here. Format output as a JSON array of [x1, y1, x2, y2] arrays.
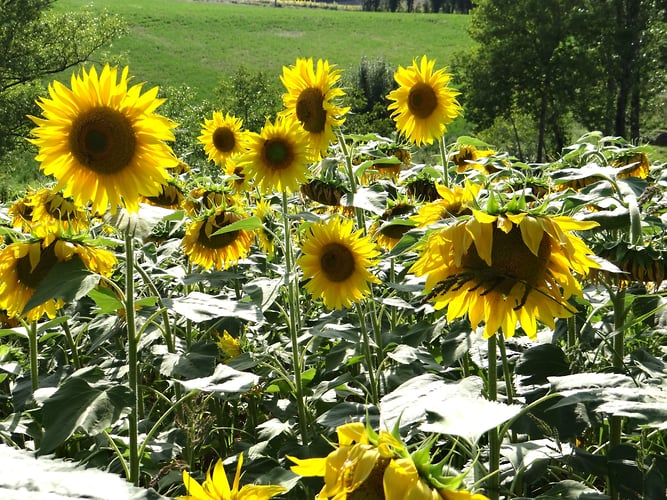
[[1, 54, 667, 500]]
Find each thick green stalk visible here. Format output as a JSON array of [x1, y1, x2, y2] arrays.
[[124, 230, 140, 486], [28, 321, 39, 393], [281, 191, 309, 444], [439, 136, 450, 188], [60, 317, 81, 370], [608, 288, 626, 500], [355, 302, 378, 405], [486, 334, 500, 500]]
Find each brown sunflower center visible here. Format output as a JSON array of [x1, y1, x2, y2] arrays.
[[346, 456, 390, 500], [213, 126, 236, 153], [263, 139, 294, 170], [16, 242, 59, 289], [462, 225, 551, 296], [197, 212, 241, 249], [408, 82, 438, 119], [320, 242, 355, 282], [69, 106, 136, 174], [296, 87, 326, 133]]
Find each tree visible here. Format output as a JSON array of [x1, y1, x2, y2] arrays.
[[455, 0, 666, 160], [0, 0, 126, 160]]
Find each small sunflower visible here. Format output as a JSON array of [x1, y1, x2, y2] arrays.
[[253, 197, 277, 257], [198, 111, 248, 166], [279, 57, 349, 159], [387, 56, 462, 146], [223, 158, 252, 194], [186, 186, 240, 215], [29, 64, 178, 215], [411, 182, 481, 228], [411, 211, 600, 339], [180, 452, 285, 500], [141, 179, 186, 210], [8, 190, 37, 232], [297, 216, 380, 310], [29, 187, 90, 233], [181, 207, 254, 270], [0, 237, 116, 321], [239, 116, 311, 194], [451, 144, 497, 173], [370, 203, 416, 250], [216, 330, 241, 361]]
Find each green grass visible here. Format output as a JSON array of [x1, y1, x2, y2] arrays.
[[54, 0, 471, 100]]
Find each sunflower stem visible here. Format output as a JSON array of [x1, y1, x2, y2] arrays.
[[355, 301, 378, 405], [281, 191, 309, 445], [59, 315, 82, 370], [486, 334, 500, 500], [608, 288, 626, 500], [439, 135, 450, 188], [27, 320, 39, 393], [338, 131, 365, 232], [124, 229, 140, 486]]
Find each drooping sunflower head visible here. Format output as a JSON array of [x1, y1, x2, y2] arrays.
[[412, 210, 599, 339], [0, 237, 116, 321], [29, 64, 178, 215], [387, 55, 462, 146], [279, 57, 349, 159], [141, 178, 186, 210], [297, 216, 380, 310], [370, 202, 417, 250], [186, 185, 240, 215], [198, 111, 248, 166], [29, 187, 90, 233], [612, 151, 650, 179], [239, 116, 311, 194], [411, 181, 481, 228], [8, 189, 37, 232], [181, 206, 254, 270]]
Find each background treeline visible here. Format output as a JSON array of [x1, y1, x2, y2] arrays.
[[0, 0, 665, 200]]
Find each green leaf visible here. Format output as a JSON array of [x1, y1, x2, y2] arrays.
[[340, 185, 388, 215], [165, 291, 263, 323], [23, 258, 101, 314], [88, 287, 124, 314], [39, 376, 133, 454], [159, 341, 218, 379], [211, 215, 262, 235], [176, 363, 259, 394], [315, 402, 379, 429]]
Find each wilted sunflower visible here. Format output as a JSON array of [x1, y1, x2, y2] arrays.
[[297, 216, 380, 310], [29, 187, 90, 233], [387, 56, 462, 146], [411, 211, 600, 339], [0, 237, 116, 321], [181, 207, 254, 270], [180, 452, 285, 500], [29, 64, 178, 215], [198, 111, 247, 166], [279, 57, 349, 159], [239, 116, 311, 194]]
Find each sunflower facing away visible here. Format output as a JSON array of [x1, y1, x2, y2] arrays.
[[239, 116, 311, 193], [28, 187, 90, 234], [180, 452, 285, 500], [297, 216, 380, 310], [181, 207, 254, 270], [411, 210, 600, 339], [0, 237, 117, 321], [387, 56, 462, 146], [288, 422, 489, 500], [198, 111, 248, 166], [280, 57, 349, 159], [29, 64, 178, 215]]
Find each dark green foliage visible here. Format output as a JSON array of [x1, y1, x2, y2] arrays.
[[213, 65, 282, 133]]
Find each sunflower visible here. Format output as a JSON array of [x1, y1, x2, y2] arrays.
[[239, 116, 311, 194], [370, 203, 417, 250], [279, 57, 349, 159], [224, 158, 252, 194], [288, 422, 488, 500], [451, 145, 497, 173], [387, 56, 462, 146], [181, 207, 254, 270], [198, 111, 248, 166], [141, 179, 186, 209], [411, 182, 480, 228], [297, 216, 380, 310], [180, 452, 285, 500], [186, 186, 241, 216], [29, 64, 178, 215], [0, 237, 117, 321], [253, 197, 277, 257], [411, 211, 600, 339], [216, 330, 241, 361], [28, 187, 90, 233], [8, 190, 37, 232]]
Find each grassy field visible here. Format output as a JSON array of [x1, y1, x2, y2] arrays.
[[54, 0, 472, 100]]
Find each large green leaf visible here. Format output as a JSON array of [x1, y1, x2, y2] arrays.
[[39, 375, 133, 454], [23, 258, 101, 314], [176, 363, 259, 394], [165, 291, 263, 323]]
